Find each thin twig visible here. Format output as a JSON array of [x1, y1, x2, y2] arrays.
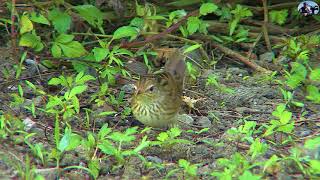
[[211, 42, 270, 73], [120, 10, 199, 48], [262, 0, 272, 51], [247, 32, 263, 59], [11, 0, 18, 64]]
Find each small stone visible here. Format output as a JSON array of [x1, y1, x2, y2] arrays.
[[198, 116, 211, 127], [146, 156, 163, 164], [23, 117, 36, 131], [178, 114, 194, 124], [121, 84, 135, 94], [201, 69, 215, 78], [227, 67, 249, 77], [259, 52, 275, 63]]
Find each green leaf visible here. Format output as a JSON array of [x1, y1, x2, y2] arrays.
[[183, 44, 201, 54], [48, 8, 71, 33], [18, 84, 23, 97], [30, 12, 50, 25], [169, 10, 187, 20], [71, 96, 80, 113], [113, 26, 139, 41], [19, 33, 43, 51], [200, 3, 218, 16], [231, 5, 253, 18], [55, 34, 74, 43], [263, 155, 279, 172], [75, 72, 95, 85], [187, 16, 201, 35], [157, 132, 169, 142], [130, 17, 144, 29], [229, 19, 238, 36], [133, 136, 150, 152], [277, 123, 294, 133], [98, 140, 117, 155], [48, 77, 62, 85], [51, 43, 62, 58], [73, 5, 104, 33], [88, 159, 100, 179], [20, 13, 33, 34], [310, 160, 320, 174], [59, 41, 87, 58], [272, 104, 286, 118], [25, 80, 36, 90], [92, 47, 109, 62], [239, 171, 261, 180], [58, 128, 82, 152], [279, 111, 292, 124], [169, 127, 182, 138], [310, 68, 320, 81], [304, 137, 320, 149], [285, 62, 307, 89], [269, 10, 288, 25], [69, 85, 87, 97], [98, 124, 111, 139], [306, 85, 320, 103]]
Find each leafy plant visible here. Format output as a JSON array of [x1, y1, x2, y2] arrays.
[[269, 10, 288, 25], [167, 159, 198, 179], [229, 5, 253, 36], [263, 104, 294, 140], [280, 88, 304, 107], [45, 72, 95, 120], [152, 127, 192, 149], [211, 152, 261, 179], [97, 125, 150, 168], [206, 74, 235, 94]]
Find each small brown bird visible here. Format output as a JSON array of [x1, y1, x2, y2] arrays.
[[131, 49, 186, 128]]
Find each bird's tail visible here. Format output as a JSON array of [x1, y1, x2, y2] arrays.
[[164, 49, 186, 90]]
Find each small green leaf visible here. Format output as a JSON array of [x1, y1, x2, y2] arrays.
[[98, 124, 111, 139], [18, 84, 23, 97], [239, 171, 261, 180], [304, 137, 320, 149], [20, 13, 33, 34], [30, 12, 50, 25], [48, 8, 71, 33], [130, 17, 144, 29], [19, 33, 43, 51], [59, 41, 87, 58], [306, 85, 320, 103], [200, 3, 218, 16], [183, 44, 201, 54], [73, 5, 104, 33], [92, 47, 109, 62], [169, 10, 187, 20], [310, 160, 320, 174], [113, 26, 139, 41], [55, 34, 74, 43], [75, 72, 95, 84], [98, 140, 117, 155], [269, 10, 288, 25], [310, 68, 320, 81], [51, 43, 62, 58], [69, 85, 87, 97], [187, 16, 201, 35], [48, 77, 62, 85], [279, 111, 292, 124]]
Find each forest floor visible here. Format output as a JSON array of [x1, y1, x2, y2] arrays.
[[1, 45, 319, 179]]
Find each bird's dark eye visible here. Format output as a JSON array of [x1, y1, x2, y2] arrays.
[[149, 86, 154, 92]]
